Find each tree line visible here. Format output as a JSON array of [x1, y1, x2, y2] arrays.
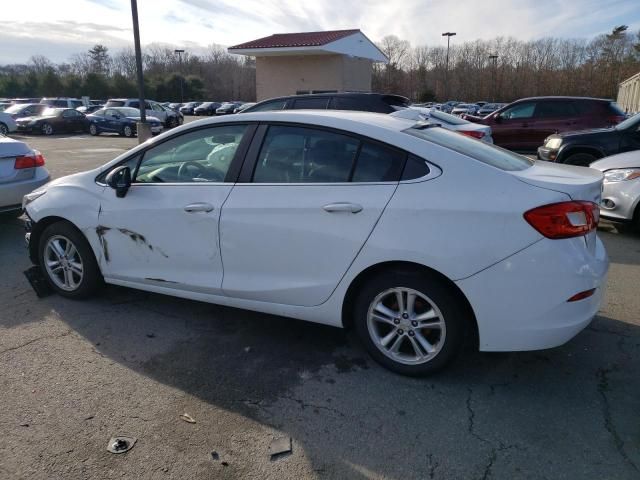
[[0, 25, 638, 103]]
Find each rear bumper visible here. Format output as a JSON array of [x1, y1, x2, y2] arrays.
[[0, 168, 50, 211], [456, 235, 609, 351]]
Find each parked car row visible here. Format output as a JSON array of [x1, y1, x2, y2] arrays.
[[168, 101, 251, 116]]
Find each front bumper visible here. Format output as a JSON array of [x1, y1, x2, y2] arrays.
[[599, 180, 640, 222], [537, 146, 560, 162], [456, 235, 609, 351]]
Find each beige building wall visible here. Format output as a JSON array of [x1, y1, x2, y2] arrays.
[[255, 54, 373, 101]]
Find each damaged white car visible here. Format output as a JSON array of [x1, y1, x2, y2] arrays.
[[23, 111, 608, 375]]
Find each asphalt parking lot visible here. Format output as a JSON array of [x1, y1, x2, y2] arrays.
[[1, 128, 639, 479]]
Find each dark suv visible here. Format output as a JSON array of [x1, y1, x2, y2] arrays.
[[465, 96, 626, 151], [537, 112, 640, 166], [242, 93, 410, 114]]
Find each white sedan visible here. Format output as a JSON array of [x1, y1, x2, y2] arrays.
[[22, 111, 608, 375], [392, 107, 494, 143], [0, 111, 18, 136]]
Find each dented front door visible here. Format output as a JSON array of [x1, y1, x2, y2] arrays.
[[97, 183, 232, 293]]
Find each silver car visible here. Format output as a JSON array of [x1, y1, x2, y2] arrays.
[[0, 136, 50, 215], [591, 151, 640, 230]]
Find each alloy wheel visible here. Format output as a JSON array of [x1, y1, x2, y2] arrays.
[[366, 287, 446, 365], [42, 123, 53, 135], [43, 235, 84, 291], [0, 123, 7, 135]]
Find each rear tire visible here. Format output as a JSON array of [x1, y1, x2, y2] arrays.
[[564, 153, 597, 167], [41, 123, 54, 136], [167, 116, 178, 129], [89, 124, 98, 136], [0, 122, 8, 135], [353, 270, 467, 376], [123, 125, 134, 137], [38, 221, 102, 299]]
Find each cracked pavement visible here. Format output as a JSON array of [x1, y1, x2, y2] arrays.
[[1, 133, 639, 479]]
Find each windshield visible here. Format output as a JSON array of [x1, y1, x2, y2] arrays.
[[615, 112, 640, 131], [429, 109, 468, 125], [4, 104, 26, 114], [405, 125, 533, 171], [105, 100, 126, 107]]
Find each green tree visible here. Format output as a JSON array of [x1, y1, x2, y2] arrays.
[[82, 72, 110, 98], [88, 44, 111, 75], [40, 68, 63, 96]]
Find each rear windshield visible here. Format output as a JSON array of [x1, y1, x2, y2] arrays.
[[405, 125, 533, 171], [105, 100, 126, 107], [615, 112, 640, 131], [383, 95, 410, 107]]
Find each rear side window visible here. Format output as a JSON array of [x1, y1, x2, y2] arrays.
[[405, 126, 533, 171], [534, 101, 576, 118], [291, 98, 330, 109], [330, 96, 382, 112], [351, 143, 405, 182], [248, 100, 287, 112], [401, 154, 430, 180]]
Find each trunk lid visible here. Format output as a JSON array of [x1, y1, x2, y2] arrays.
[[0, 137, 32, 182], [510, 161, 603, 204]]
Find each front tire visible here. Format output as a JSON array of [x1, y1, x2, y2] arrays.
[[0, 122, 8, 135], [89, 124, 99, 136], [354, 271, 466, 376], [167, 116, 178, 129], [38, 221, 102, 299]]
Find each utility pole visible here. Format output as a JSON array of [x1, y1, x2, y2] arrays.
[[130, 0, 151, 142], [442, 32, 456, 101], [489, 54, 499, 102], [174, 49, 185, 103]]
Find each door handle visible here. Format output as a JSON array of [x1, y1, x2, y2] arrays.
[[184, 202, 214, 213], [323, 202, 363, 213]]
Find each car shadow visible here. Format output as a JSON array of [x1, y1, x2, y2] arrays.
[[2, 213, 639, 478]]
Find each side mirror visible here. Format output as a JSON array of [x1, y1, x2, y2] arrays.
[[106, 166, 131, 198]]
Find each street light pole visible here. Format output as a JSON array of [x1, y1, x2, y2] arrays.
[[174, 49, 185, 103], [130, 0, 151, 142], [442, 32, 456, 101], [489, 54, 499, 102]]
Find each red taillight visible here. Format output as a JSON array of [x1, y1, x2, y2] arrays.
[[524, 201, 599, 239], [567, 288, 596, 302], [459, 130, 485, 139], [14, 151, 45, 169]]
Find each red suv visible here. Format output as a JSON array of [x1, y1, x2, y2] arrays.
[[465, 96, 626, 151]]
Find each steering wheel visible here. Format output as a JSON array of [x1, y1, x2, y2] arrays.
[[177, 161, 224, 182], [177, 161, 208, 181]]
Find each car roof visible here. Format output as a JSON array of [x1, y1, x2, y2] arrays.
[[514, 96, 613, 103], [257, 92, 410, 102]]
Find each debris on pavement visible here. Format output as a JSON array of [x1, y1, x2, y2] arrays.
[[179, 413, 196, 424], [23, 266, 52, 298], [211, 451, 219, 461], [107, 436, 137, 454], [269, 436, 292, 460], [146, 333, 156, 339]]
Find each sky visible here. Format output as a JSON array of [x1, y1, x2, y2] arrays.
[[1, 0, 639, 64]]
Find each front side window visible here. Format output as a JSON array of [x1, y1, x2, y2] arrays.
[[500, 102, 536, 120], [135, 124, 248, 183], [252, 126, 359, 183]]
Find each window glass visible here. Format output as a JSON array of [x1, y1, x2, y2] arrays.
[[93, 109, 105, 117], [401, 154, 431, 180], [352, 143, 405, 182], [62, 109, 76, 118], [129, 101, 139, 109], [405, 126, 533, 171], [96, 153, 142, 184], [534, 101, 576, 118], [500, 102, 535, 120], [71, 100, 83, 108], [106, 100, 126, 107], [135, 125, 247, 183], [253, 126, 359, 183], [291, 98, 329, 109], [248, 100, 287, 112], [151, 102, 163, 111], [330, 97, 371, 112]]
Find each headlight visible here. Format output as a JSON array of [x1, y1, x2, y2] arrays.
[[545, 138, 562, 149], [604, 168, 640, 183], [22, 189, 47, 209]]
